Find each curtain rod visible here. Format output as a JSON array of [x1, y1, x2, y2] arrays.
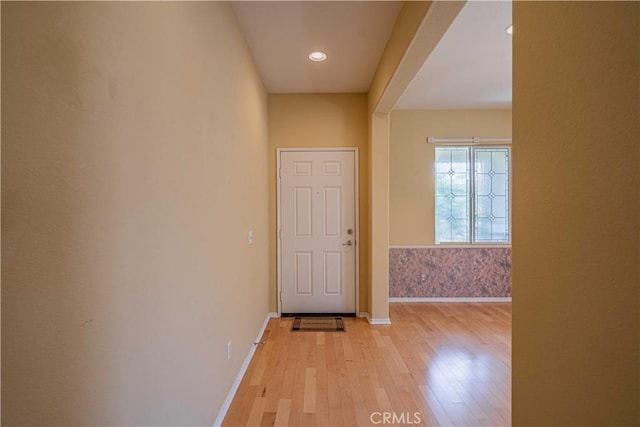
[[426, 137, 512, 144]]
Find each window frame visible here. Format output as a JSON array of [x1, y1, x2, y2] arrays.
[[434, 145, 512, 246]]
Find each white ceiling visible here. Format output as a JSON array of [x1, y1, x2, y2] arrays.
[[232, 1, 512, 109], [396, 0, 512, 109], [232, 1, 403, 93]]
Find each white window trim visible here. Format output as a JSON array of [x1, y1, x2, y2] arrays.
[[435, 145, 512, 246]]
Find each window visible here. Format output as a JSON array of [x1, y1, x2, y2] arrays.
[[435, 146, 510, 244]]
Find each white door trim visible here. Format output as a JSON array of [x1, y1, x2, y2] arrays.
[[277, 148, 359, 315]]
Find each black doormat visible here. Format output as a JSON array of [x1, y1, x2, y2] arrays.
[[291, 317, 345, 332]]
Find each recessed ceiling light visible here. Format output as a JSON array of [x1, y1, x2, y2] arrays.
[[506, 25, 513, 35], [308, 51, 327, 62]]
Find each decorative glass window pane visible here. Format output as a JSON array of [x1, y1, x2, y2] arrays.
[[474, 148, 510, 242], [435, 147, 470, 243]]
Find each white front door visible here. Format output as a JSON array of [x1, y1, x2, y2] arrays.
[[279, 150, 357, 314]]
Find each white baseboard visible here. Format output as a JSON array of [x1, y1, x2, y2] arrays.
[[268, 312, 279, 318], [213, 313, 273, 427], [368, 317, 392, 325], [389, 297, 512, 303], [358, 312, 391, 325]]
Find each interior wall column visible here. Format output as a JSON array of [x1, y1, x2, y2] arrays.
[[365, 1, 464, 322], [369, 112, 390, 322]]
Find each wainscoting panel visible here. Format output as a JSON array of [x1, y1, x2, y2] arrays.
[[389, 247, 511, 298]]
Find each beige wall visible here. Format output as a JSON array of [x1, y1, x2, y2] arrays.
[[513, 2, 639, 425], [366, 1, 463, 321], [368, 1, 431, 113], [2, 3, 269, 425], [390, 110, 512, 245], [366, 1, 433, 321], [369, 113, 391, 319], [1, 4, 3, 420], [268, 94, 369, 314]]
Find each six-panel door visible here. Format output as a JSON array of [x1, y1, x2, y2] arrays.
[[279, 150, 356, 314]]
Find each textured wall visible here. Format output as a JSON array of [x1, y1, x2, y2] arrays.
[[513, 2, 639, 425], [390, 247, 511, 298], [2, 3, 269, 425]]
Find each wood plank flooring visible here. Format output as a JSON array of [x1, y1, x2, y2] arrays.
[[223, 303, 511, 426]]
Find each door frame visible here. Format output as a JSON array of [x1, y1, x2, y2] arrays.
[[276, 147, 360, 316]]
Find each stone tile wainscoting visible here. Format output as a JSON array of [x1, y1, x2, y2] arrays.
[[389, 247, 511, 298]]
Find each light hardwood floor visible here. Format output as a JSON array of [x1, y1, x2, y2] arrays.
[[223, 303, 511, 426]]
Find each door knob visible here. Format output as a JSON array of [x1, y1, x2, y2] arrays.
[[342, 240, 353, 246]]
